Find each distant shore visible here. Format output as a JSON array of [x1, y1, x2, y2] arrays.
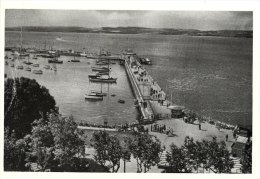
[[5, 26, 253, 38]]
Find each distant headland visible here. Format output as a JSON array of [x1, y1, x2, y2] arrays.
[[5, 26, 253, 38]]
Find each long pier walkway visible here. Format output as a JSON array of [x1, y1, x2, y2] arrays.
[[124, 54, 156, 123]]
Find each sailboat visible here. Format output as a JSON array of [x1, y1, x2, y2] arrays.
[[89, 59, 117, 83], [85, 83, 106, 101], [90, 83, 107, 96], [71, 54, 80, 62], [18, 26, 29, 58], [23, 58, 33, 65]]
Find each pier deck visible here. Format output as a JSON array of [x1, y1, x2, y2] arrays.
[[124, 56, 154, 123]]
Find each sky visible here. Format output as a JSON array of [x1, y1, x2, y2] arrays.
[[5, 10, 253, 31]]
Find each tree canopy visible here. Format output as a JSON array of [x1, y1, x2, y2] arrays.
[[5, 77, 56, 138], [129, 133, 161, 173], [166, 136, 234, 173]]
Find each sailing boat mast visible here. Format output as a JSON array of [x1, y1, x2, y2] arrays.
[[19, 26, 23, 53]]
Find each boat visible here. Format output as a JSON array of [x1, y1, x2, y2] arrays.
[[32, 55, 38, 59], [111, 94, 116, 97], [71, 54, 80, 62], [89, 76, 117, 83], [5, 61, 8, 65], [80, 52, 87, 57], [139, 57, 152, 65], [44, 65, 51, 69], [18, 27, 30, 58], [23, 59, 33, 65], [71, 59, 80, 62], [32, 64, 40, 67], [91, 67, 110, 72], [118, 99, 125, 104], [96, 71, 109, 76], [56, 36, 62, 41], [96, 60, 109, 65], [84, 94, 103, 101], [16, 65, 24, 69], [48, 58, 63, 64], [10, 64, 14, 67], [25, 67, 31, 71], [88, 74, 101, 78], [5, 55, 8, 59], [90, 84, 107, 96], [119, 60, 125, 65], [33, 70, 43, 74]]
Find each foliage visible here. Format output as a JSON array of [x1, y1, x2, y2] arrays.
[[49, 114, 86, 171], [4, 128, 30, 171], [166, 136, 234, 173], [91, 131, 130, 172], [129, 133, 161, 173], [166, 144, 192, 173], [241, 141, 252, 173], [4, 77, 56, 138], [23, 113, 86, 172]]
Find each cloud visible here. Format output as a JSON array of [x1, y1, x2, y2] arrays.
[[5, 10, 253, 30]]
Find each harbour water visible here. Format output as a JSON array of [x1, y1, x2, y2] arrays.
[[5, 31, 252, 129]]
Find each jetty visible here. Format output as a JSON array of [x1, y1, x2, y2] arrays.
[[123, 53, 155, 123]]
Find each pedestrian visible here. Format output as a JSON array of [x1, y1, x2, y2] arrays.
[[226, 134, 228, 142]]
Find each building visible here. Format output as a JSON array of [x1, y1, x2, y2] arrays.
[[167, 105, 185, 118]]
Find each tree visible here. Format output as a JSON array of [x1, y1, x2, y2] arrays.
[[26, 119, 56, 171], [166, 137, 234, 173], [121, 137, 132, 173], [91, 130, 110, 167], [241, 141, 252, 173], [49, 114, 86, 171], [4, 77, 56, 138], [107, 135, 122, 172], [91, 131, 126, 172], [166, 144, 192, 173], [4, 129, 30, 171], [25, 113, 87, 172], [129, 133, 161, 173]]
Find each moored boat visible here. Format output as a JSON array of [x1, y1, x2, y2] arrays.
[[91, 67, 110, 72], [32, 63, 40, 67], [10, 64, 14, 67], [84, 94, 103, 101], [33, 70, 43, 74], [25, 67, 32, 71], [16, 65, 23, 69], [90, 90, 107, 96], [88, 74, 101, 78], [23, 61, 33, 65], [44, 65, 51, 69], [89, 76, 117, 83], [48, 58, 63, 64], [118, 99, 125, 104]]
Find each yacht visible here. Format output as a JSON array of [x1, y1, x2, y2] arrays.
[[25, 67, 32, 71], [44, 65, 51, 69], [16, 65, 23, 69], [33, 70, 43, 74], [48, 58, 63, 64], [32, 64, 40, 67], [89, 76, 117, 83], [84, 94, 103, 101]]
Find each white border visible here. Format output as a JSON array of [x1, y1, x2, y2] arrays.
[[0, 1, 259, 179]]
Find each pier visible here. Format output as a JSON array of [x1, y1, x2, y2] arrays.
[[123, 54, 158, 123]]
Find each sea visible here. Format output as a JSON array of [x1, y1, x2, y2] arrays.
[[4, 31, 252, 129]]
